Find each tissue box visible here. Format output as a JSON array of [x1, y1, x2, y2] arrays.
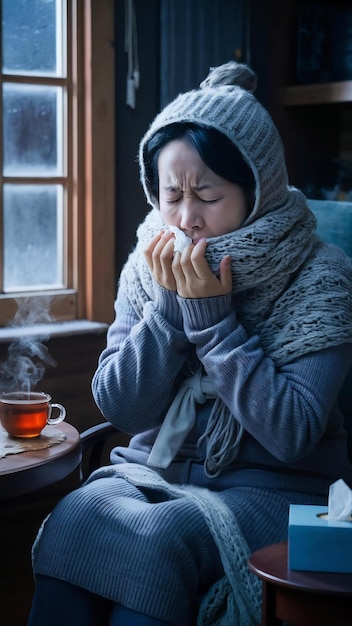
[[288, 504, 352, 573]]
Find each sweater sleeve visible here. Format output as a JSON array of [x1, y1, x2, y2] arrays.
[[179, 294, 352, 463], [91, 283, 191, 434]]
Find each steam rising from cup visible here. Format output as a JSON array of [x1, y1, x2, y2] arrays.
[[0, 297, 57, 395]]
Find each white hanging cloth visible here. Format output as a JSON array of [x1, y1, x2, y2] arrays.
[[125, 0, 140, 109]]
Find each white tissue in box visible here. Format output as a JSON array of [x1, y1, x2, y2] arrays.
[[328, 478, 352, 520], [288, 503, 352, 573]]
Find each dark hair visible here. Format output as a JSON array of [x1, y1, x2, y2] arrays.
[[144, 122, 255, 207]]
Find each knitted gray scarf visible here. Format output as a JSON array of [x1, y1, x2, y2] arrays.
[[120, 188, 352, 363], [119, 188, 352, 475]]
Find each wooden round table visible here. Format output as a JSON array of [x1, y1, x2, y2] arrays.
[[0, 422, 82, 626], [0, 422, 82, 501], [248, 541, 352, 625]]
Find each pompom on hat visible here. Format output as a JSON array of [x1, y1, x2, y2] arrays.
[[139, 61, 290, 225]]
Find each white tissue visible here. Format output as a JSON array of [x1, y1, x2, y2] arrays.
[[328, 478, 352, 520], [168, 225, 192, 253]]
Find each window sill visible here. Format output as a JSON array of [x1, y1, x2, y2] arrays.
[[0, 319, 108, 344]]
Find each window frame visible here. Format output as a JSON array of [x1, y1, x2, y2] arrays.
[[0, 0, 116, 328]]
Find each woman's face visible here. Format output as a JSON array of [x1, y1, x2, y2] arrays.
[[158, 138, 249, 241]]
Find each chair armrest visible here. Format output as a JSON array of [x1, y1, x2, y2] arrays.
[[80, 422, 118, 478], [80, 421, 117, 452]]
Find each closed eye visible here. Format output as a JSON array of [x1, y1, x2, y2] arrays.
[[165, 198, 181, 204]]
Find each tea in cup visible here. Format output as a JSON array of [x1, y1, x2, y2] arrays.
[[0, 391, 66, 438]]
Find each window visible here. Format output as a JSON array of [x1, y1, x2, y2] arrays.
[[0, 0, 116, 328]]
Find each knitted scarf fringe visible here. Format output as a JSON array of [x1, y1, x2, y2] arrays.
[[197, 397, 244, 478]]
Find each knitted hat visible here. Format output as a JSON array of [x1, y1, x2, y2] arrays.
[[139, 61, 290, 225]]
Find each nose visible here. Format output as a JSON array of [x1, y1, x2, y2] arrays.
[[179, 198, 204, 232]]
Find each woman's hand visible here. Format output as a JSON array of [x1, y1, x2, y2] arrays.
[[145, 233, 232, 298], [172, 238, 232, 298], [144, 230, 177, 291]]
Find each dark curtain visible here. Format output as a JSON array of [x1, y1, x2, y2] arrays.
[[160, 0, 250, 107]]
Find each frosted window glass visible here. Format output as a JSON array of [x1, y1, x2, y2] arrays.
[[3, 84, 64, 176], [1, 0, 64, 76], [3, 184, 64, 291]]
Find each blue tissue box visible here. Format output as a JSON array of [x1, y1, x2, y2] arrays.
[[288, 504, 352, 573]]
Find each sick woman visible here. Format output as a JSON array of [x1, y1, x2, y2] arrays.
[[27, 61, 352, 626]]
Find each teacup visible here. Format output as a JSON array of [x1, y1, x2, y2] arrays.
[[0, 391, 66, 438]]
